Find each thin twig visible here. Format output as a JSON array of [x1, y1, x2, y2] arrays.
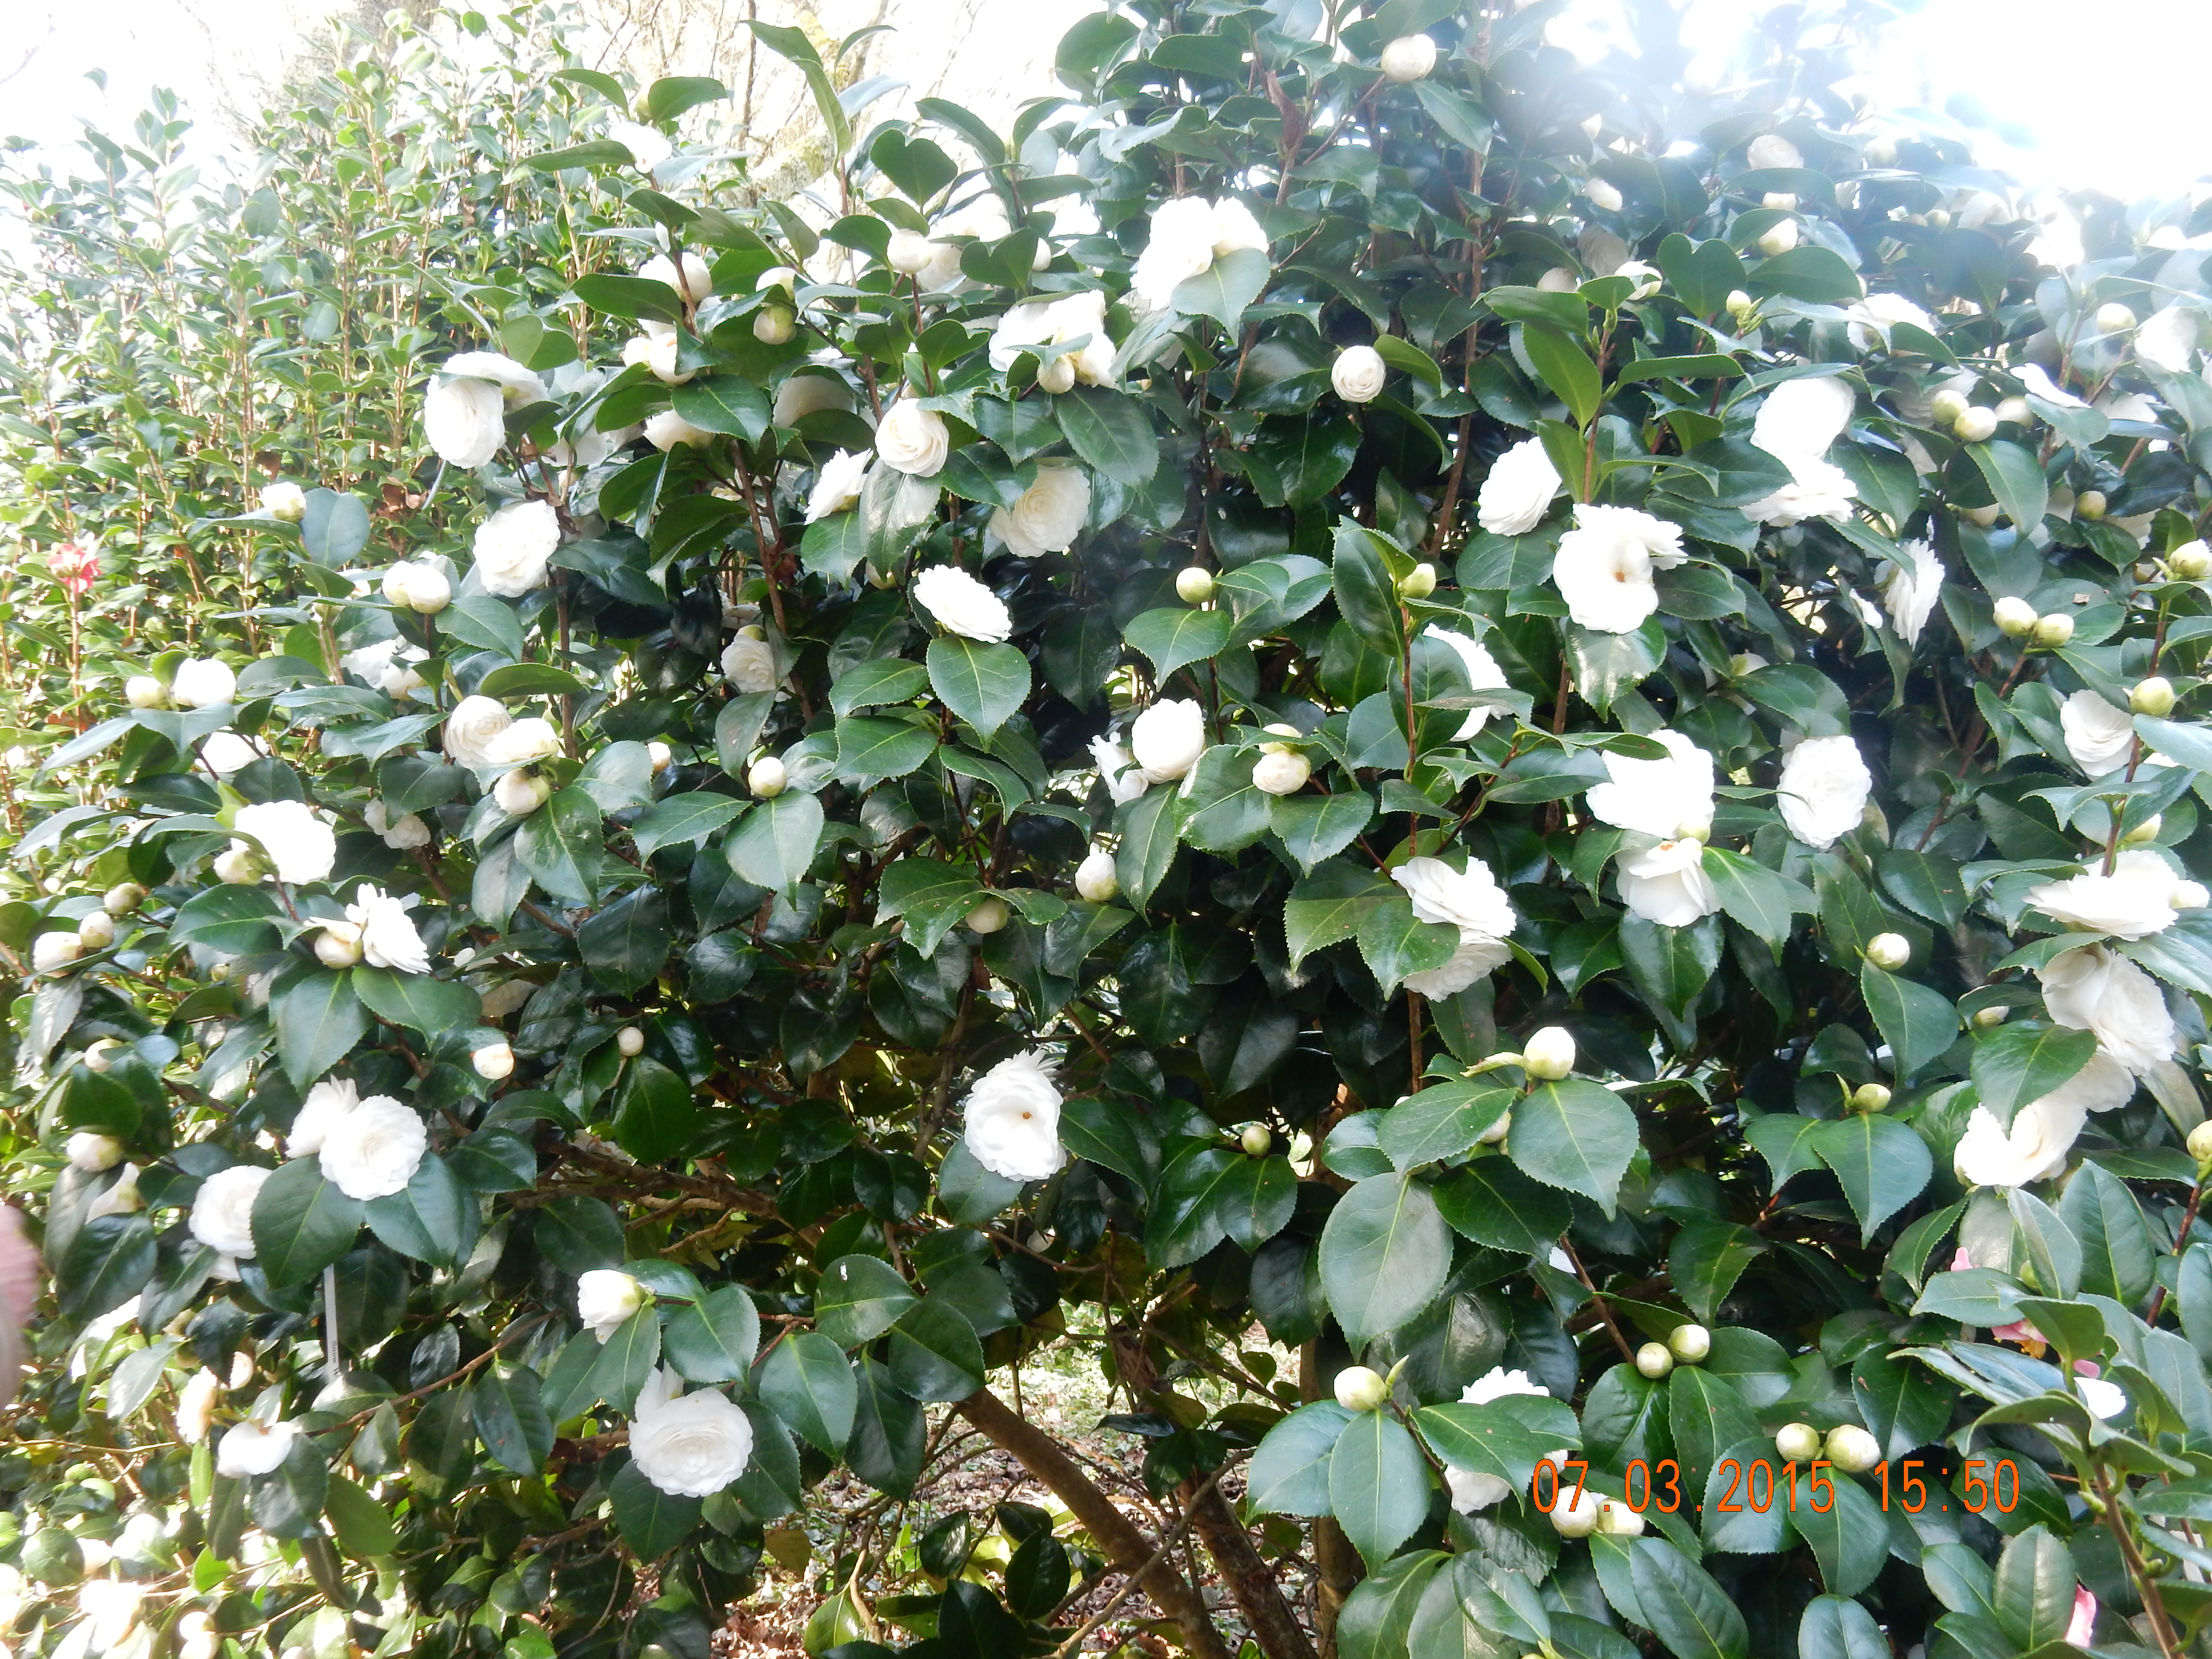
[[1047, 1462, 1232, 1659]]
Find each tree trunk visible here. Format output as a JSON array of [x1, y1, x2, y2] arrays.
[[1299, 1338, 1362, 1659], [1185, 1480, 1317, 1659], [957, 1389, 1232, 1659]]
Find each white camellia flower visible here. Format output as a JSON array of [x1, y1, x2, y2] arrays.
[[578, 1269, 649, 1341], [346, 885, 431, 973], [483, 717, 561, 771], [1845, 291, 1936, 351], [1572, 503, 1686, 569], [66, 1132, 123, 1172], [1954, 1058, 2132, 1187], [1378, 33, 1438, 81], [1551, 517, 1659, 633], [963, 1050, 1068, 1181], [1393, 856, 1517, 998], [319, 1095, 428, 1200], [1131, 195, 1270, 312], [365, 800, 431, 850], [341, 637, 429, 699], [2029, 851, 2188, 939], [443, 695, 512, 766], [230, 800, 336, 886], [1619, 839, 1721, 926], [2040, 946, 2177, 1077], [1443, 1368, 1558, 1511], [1331, 345, 1387, 403], [639, 252, 712, 305], [2016, 362, 2090, 410], [645, 409, 713, 450], [473, 499, 561, 597], [260, 482, 307, 521], [176, 1370, 221, 1444], [1776, 734, 1871, 850], [287, 1079, 359, 1159], [721, 632, 781, 694], [913, 565, 1012, 643], [32, 932, 82, 973], [1424, 626, 1509, 740], [215, 1419, 301, 1479], [1746, 133, 1803, 170], [629, 1367, 753, 1496], [1754, 374, 1857, 460], [2060, 689, 2138, 777], [2078, 1373, 2128, 1419], [805, 450, 870, 522], [989, 290, 1117, 388], [992, 463, 1092, 557], [84, 1161, 143, 1219], [1075, 848, 1120, 902], [171, 657, 237, 709], [1476, 436, 1563, 535], [606, 119, 674, 169], [1742, 456, 1857, 526], [773, 372, 854, 428], [875, 398, 950, 478], [624, 331, 692, 385], [1089, 735, 1152, 804], [1586, 730, 1715, 839], [189, 1165, 271, 1257], [1130, 699, 1207, 782], [423, 375, 504, 469], [2135, 307, 2202, 374], [1882, 538, 1945, 645]]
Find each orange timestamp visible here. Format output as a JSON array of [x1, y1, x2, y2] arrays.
[[1530, 1456, 2022, 1514]]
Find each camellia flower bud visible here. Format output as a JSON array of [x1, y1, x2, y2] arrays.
[[1952, 407, 1998, 443], [1725, 289, 1756, 321], [1332, 1366, 1390, 1412], [1668, 1323, 1711, 1363], [213, 847, 264, 885], [472, 1041, 516, 1082], [1928, 388, 1970, 426], [1175, 567, 1215, 605], [1377, 33, 1437, 82], [1522, 1026, 1576, 1080], [1756, 220, 1799, 256], [1994, 396, 2032, 426], [648, 741, 674, 772], [1253, 752, 1310, 795], [1075, 848, 1119, 903], [2188, 1120, 2212, 1166], [1963, 504, 2001, 528], [754, 308, 795, 345], [2132, 677, 2176, 717], [1851, 1082, 1893, 1113], [1550, 1486, 1603, 1538], [1865, 136, 1898, 165], [749, 756, 788, 798], [83, 1038, 121, 1073], [261, 481, 308, 522], [1972, 1005, 2008, 1028], [1774, 1422, 1822, 1462], [2172, 880, 2210, 910], [1240, 1124, 1272, 1157], [402, 565, 451, 614], [2121, 814, 2163, 847], [886, 229, 935, 276], [1824, 1424, 1881, 1473], [2168, 540, 2212, 580], [1635, 1342, 1674, 1380], [2076, 489, 2109, 522], [1477, 1110, 1511, 1145], [32, 932, 82, 974], [2032, 613, 2074, 648], [1993, 596, 2037, 637], [2095, 302, 2136, 335], [1595, 1499, 1645, 1537], [315, 920, 366, 968], [103, 883, 145, 916], [965, 897, 1010, 936], [1585, 178, 1623, 214], [1397, 563, 1437, 600], [493, 769, 552, 817], [74, 913, 115, 951], [124, 675, 167, 709], [1864, 932, 1910, 970], [616, 1026, 646, 1058]]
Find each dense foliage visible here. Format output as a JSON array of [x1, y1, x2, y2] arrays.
[[12, 6, 2212, 1659]]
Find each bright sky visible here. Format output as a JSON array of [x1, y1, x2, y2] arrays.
[[2, 0, 2208, 204]]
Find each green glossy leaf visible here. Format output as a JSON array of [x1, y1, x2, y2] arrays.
[[663, 1285, 762, 1383], [1055, 386, 1158, 487], [926, 636, 1029, 736], [1972, 1023, 2097, 1128], [1246, 1401, 1352, 1517], [274, 970, 367, 1088], [1507, 1079, 1639, 1217], [1328, 1410, 1430, 1571], [725, 791, 823, 893], [1810, 1115, 1931, 1242], [249, 1157, 365, 1286], [757, 1330, 859, 1453], [628, 792, 746, 861], [1319, 1171, 1451, 1347]]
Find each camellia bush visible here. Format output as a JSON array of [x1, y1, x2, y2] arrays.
[[19, 3, 2212, 1659]]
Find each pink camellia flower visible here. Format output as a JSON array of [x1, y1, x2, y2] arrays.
[[48, 541, 98, 597], [2065, 1585, 2097, 1648]]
